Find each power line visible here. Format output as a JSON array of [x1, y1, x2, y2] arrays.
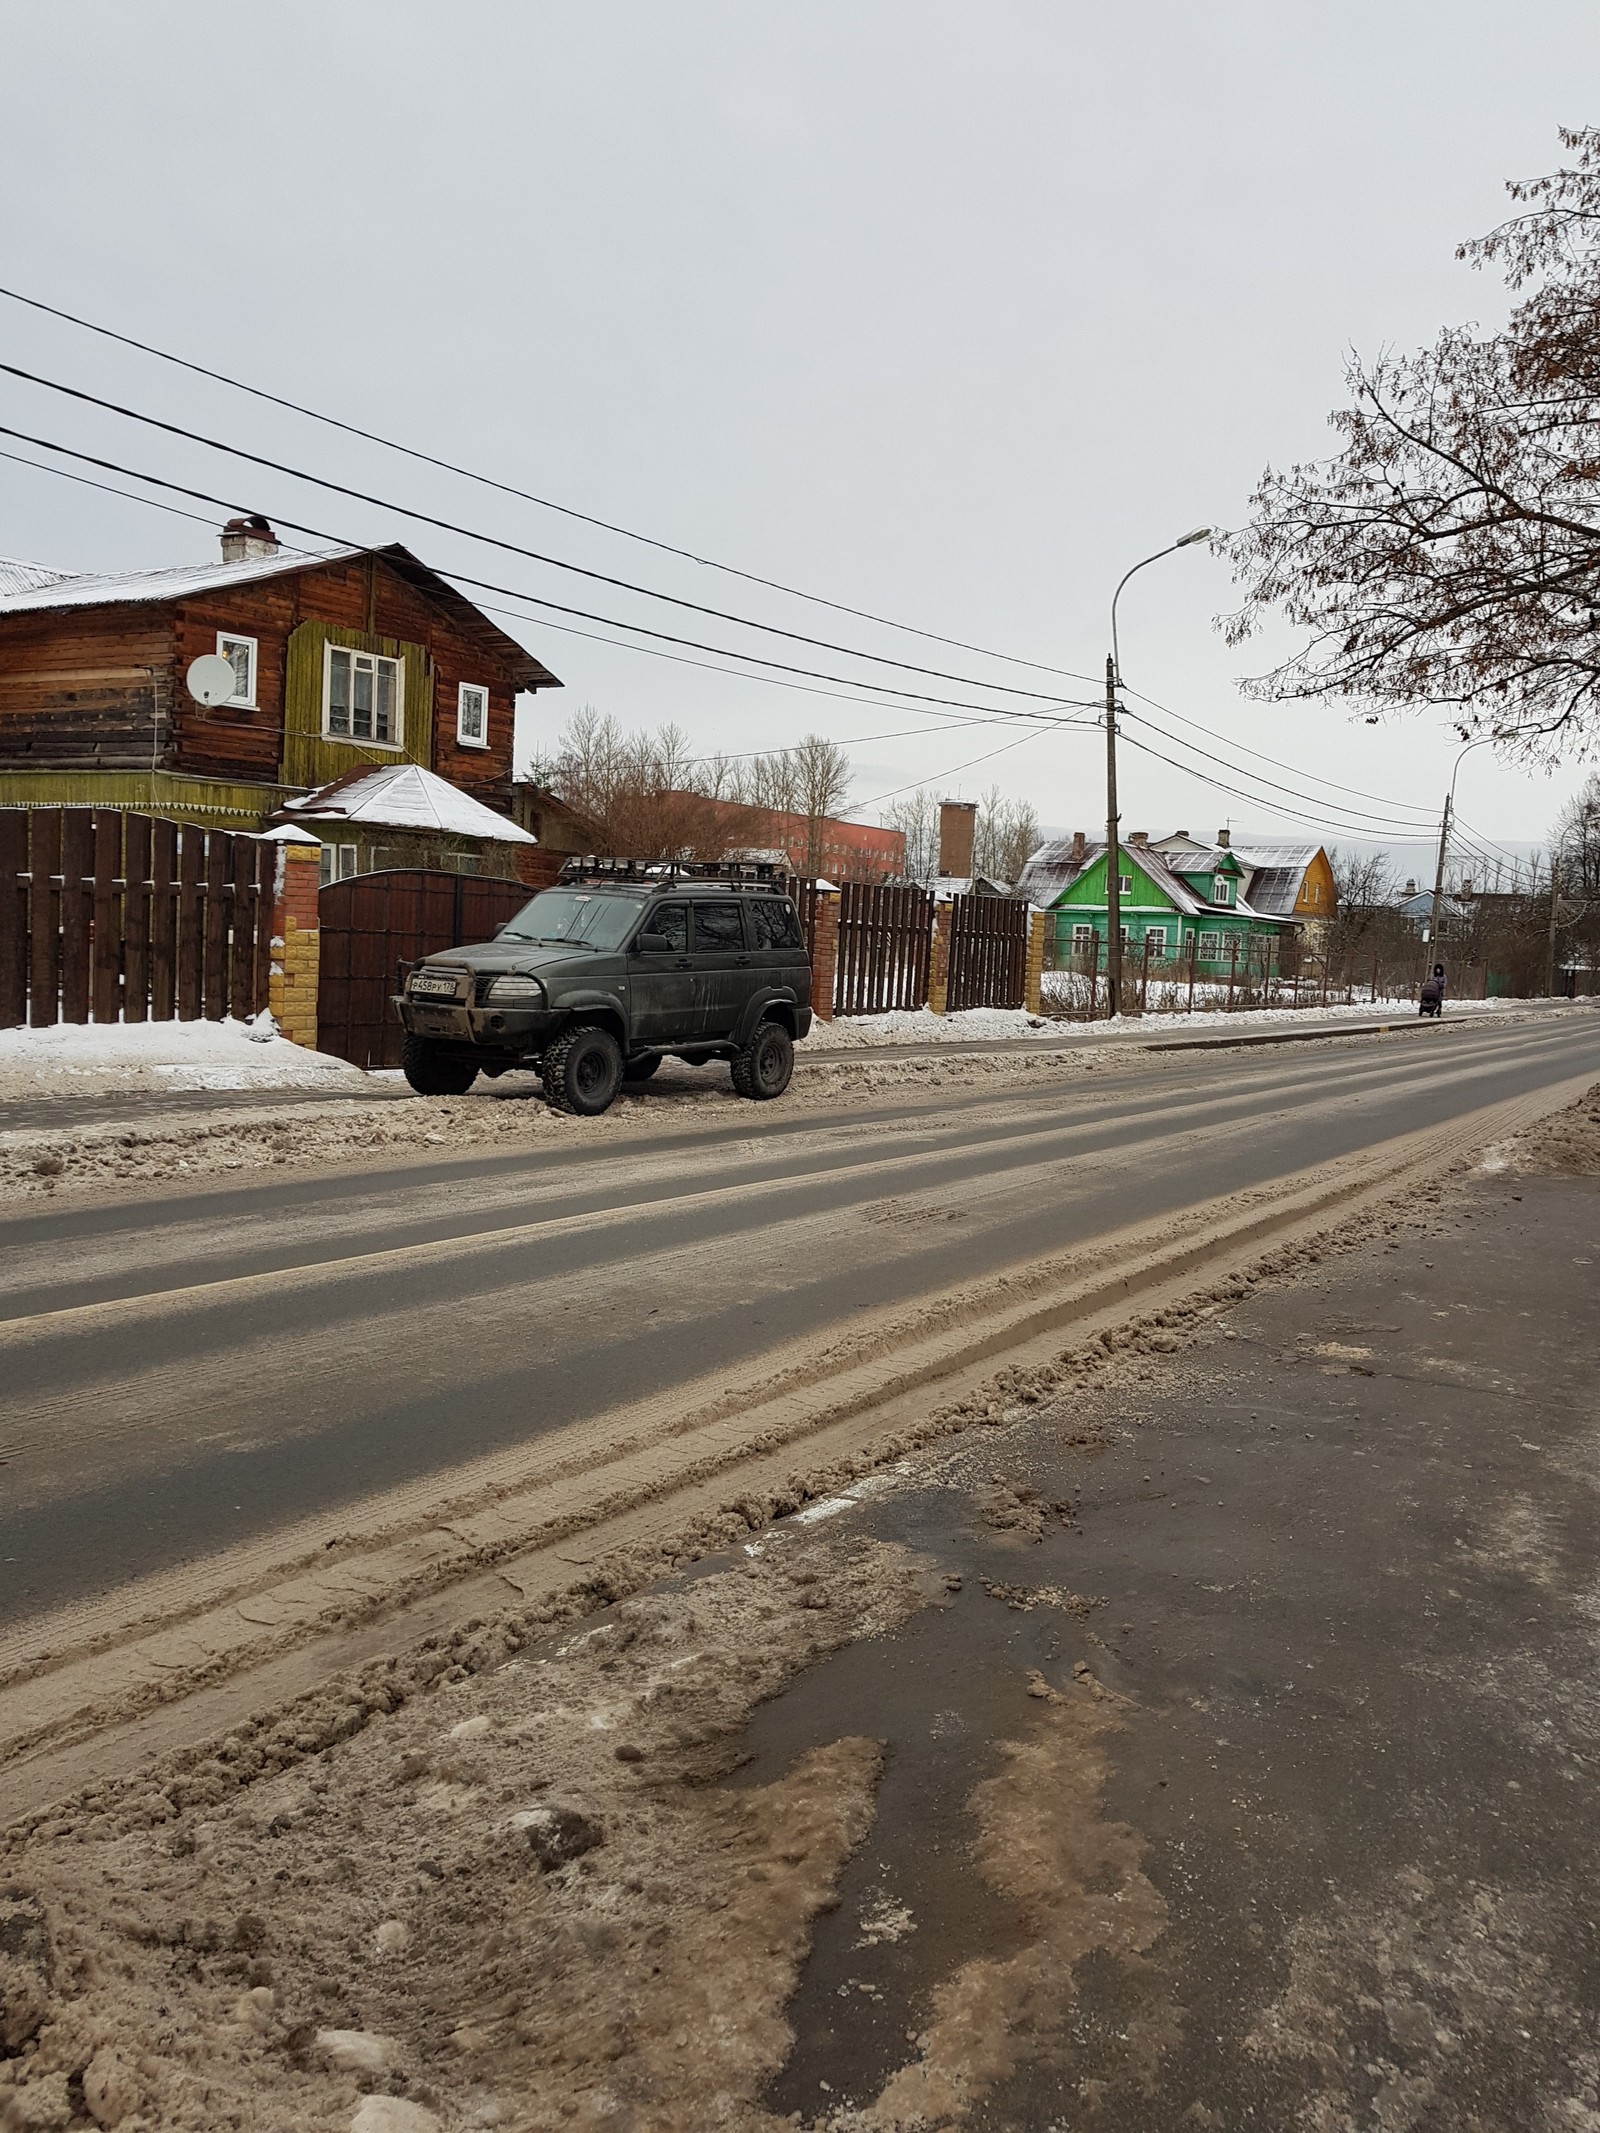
[[0, 280, 1101, 688], [1120, 682, 1441, 825], [855, 728, 1044, 811], [0, 420, 1104, 728], [0, 360, 1094, 708], [1116, 727, 1441, 841]]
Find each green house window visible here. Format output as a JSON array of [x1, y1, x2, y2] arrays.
[[1119, 873, 1133, 894], [325, 645, 402, 746], [1145, 926, 1167, 958], [1196, 930, 1225, 958], [1213, 872, 1232, 905], [1071, 923, 1095, 953]]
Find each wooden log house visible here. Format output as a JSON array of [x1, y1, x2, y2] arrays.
[[0, 518, 561, 831]]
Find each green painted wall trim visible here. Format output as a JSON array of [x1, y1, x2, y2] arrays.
[[283, 621, 433, 791], [0, 769, 283, 825]]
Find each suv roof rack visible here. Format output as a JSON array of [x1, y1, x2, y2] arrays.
[[557, 856, 790, 890]]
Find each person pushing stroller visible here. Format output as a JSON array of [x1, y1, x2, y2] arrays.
[[1419, 964, 1446, 1017]]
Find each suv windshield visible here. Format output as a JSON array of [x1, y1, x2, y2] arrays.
[[500, 888, 648, 951]]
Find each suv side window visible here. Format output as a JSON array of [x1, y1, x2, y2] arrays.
[[643, 902, 688, 952], [748, 896, 805, 950], [693, 902, 746, 950]]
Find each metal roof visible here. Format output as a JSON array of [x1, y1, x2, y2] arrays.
[[0, 541, 561, 694], [280, 763, 536, 844], [0, 556, 80, 598]]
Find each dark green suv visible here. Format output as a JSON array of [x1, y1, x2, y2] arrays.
[[393, 868, 814, 1114]]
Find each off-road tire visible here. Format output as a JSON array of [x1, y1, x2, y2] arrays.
[[543, 1025, 625, 1116], [401, 1034, 479, 1098], [622, 1053, 662, 1083], [731, 1019, 794, 1101]]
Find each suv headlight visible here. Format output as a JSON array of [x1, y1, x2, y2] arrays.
[[485, 973, 547, 1006]]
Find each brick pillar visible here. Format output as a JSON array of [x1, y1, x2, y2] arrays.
[[928, 901, 952, 1014], [809, 889, 840, 1023], [1024, 907, 1047, 1015], [268, 837, 322, 1049]]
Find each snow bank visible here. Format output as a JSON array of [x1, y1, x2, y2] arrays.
[[0, 1016, 371, 1097], [801, 995, 1522, 1050]]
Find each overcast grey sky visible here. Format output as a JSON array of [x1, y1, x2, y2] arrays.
[[2, 2, 1596, 870]]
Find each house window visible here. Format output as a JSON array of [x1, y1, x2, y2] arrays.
[[1213, 872, 1232, 905], [1071, 923, 1095, 953], [1196, 930, 1225, 959], [324, 644, 402, 746], [457, 682, 489, 749], [1145, 926, 1167, 958], [318, 843, 360, 887], [1118, 874, 1133, 895], [217, 632, 257, 707]]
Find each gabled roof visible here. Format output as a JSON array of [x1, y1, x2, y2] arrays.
[[1019, 834, 1296, 924], [0, 541, 561, 693], [1155, 836, 1325, 918], [280, 763, 537, 844]]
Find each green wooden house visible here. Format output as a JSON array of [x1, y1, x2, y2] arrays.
[[1017, 831, 1296, 973]]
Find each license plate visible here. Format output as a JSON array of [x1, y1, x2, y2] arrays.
[[410, 974, 459, 999]]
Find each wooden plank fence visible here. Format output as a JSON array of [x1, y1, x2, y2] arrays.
[[835, 881, 934, 1017], [945, 890, 1029, 1013], [0, 807, 274, 1029]]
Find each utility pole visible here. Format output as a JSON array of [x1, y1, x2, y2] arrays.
[[1104, 653, 1122, 1019], [1427, 790, 1452, 951], [1545, 849, 1563, 997]]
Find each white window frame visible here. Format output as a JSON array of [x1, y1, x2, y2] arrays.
[[217, 631, 257, 708], [1071, 923, 1095, 954], [322, 641, 404, 749], [317, 842, 360, 887], [1196, 930, 1226, 960], [1118, 873, 1133, 895], [1145, 926, 1167, 959], [1213, 872, 1232, 905], [456, 680, 490, 749]]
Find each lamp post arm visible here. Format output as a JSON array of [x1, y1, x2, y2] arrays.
[[1110, 542, 1184, 689]]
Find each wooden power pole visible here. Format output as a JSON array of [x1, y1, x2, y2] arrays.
[[1104, 654, 1122, 1019]]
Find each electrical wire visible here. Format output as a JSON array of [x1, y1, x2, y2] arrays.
[[1115, 727, 1446, 841], [0, 280, 1102, 688], [0, 420, 1104, 728], [0, 360, 1094, 707], [1119, 682, 1443, 824], [854, 727, 1044, 811]]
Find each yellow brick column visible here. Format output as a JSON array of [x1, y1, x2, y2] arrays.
[[927, 900, 952, 1014], [1024, 907, 1047, 1015], [267, 837, 323, 1050]]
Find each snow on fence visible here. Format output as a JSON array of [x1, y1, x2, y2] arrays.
[[1039, 929, 1487, 1019], [0, 806, 274, 1029]]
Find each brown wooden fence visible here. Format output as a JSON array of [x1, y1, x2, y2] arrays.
[[0, 806, 274, 1029], [835, 881, 934, 1016], [317, 868, 532, 1069], [946, 890, 1029, 1012]]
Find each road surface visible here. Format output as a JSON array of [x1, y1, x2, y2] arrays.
[[1, 1010, 1595, 1633]]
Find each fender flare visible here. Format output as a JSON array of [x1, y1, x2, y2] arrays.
[[732, 987, 801, 1047]]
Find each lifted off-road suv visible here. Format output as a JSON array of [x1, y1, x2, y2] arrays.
[[394, 862, 813, 1114]]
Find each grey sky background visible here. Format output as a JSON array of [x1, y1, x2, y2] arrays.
[[2, 2, 1596, 874]]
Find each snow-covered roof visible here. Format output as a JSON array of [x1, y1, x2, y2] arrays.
[[1017, 834, 1297, 924], [0, 556, 79, 598], [281, 764, 537, 844], [0, 545, 366, 614], [0, 539, 561, 693]]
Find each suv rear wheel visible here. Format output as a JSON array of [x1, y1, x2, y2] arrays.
[[402, 1035, 479, 1097], [543, 1025, 625, 1116], [731, 1019, 794, 1100]]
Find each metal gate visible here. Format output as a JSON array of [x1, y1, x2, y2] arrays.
[[317, 869, 531, 1069], [945, 891, 1029, 1012]]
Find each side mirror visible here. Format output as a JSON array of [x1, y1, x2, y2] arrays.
[[636, 932, 671, 954]]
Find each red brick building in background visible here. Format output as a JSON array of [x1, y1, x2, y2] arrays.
[[684, 795, 904, 882]]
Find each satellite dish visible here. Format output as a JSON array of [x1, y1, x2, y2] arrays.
[[186, 653, 237, 708]]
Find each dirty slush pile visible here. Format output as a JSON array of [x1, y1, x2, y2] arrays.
[[0, 1047, 1101, 1204]]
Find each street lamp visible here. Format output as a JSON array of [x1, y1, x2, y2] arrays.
[[1103, 528, 1212, 1018], [1427, 728, 1511, 949]]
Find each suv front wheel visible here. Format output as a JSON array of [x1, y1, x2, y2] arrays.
[[543, 1025, 625, 1116], [731, 1019, 794, 1101], [402, 1035, 479, 1097]]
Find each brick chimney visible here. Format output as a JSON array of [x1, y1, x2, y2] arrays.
[[938, 798, 977, 878], [1129, 830, 1148, 847], [1172, 829, 1189, 840], [221, 514, 281, 564], [1216, 827, 1231, 848], [1070, 830, 1086, 865]]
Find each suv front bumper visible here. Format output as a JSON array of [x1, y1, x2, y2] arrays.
[[393, 995, 563, 1053]]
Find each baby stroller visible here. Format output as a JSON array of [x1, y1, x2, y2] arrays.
[[1418, 965, 1445, 1018]]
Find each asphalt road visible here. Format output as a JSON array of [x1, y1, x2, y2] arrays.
[[1, 1013, 1595, 1630]]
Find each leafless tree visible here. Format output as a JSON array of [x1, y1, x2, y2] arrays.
[[879, 788, 941, 884], [1221, 128, 1600, 764], [972, 784, 1042, 886]]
